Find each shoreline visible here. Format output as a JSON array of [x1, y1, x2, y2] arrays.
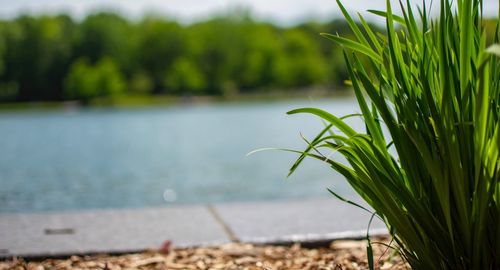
[[0, 88, 354, 112]]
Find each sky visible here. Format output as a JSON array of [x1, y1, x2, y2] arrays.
[[0, 0, 498, 25]]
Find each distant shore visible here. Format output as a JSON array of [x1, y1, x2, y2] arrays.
[[0, 87, 354, 112]]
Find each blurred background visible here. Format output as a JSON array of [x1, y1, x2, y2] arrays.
[[0, 0, 498, 213]]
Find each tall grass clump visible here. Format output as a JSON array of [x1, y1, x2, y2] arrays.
[[287, 0, 500, 269]]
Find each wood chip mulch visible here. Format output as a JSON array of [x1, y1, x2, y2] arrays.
[[0, 237, 408, 270]]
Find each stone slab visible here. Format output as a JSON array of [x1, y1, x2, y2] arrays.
[[0, 205, 230, 258], [214, 197, 387, 243], [0, 198, 389, 258]]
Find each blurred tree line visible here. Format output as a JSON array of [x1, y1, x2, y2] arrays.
[[0, 12, 495, 103], [0, 12, 360, 103]]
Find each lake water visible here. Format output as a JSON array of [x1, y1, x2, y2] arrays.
[[0, 98, 364, 213]]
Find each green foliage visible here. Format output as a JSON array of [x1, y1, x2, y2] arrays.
[[236, 23, 282, 90], [0, 24, 5, 76], [64, 57, 125, 102], [0, 81, 18, 101], [185, 18, 239, 95], [288, 0, 499, 269], [1, 15, 76, 101], [76, 13, 135, 73], [0, 12, 381, 103], [0, 22, 18, 102], [135, 18, 187, 93], [164, 57, 206, 94], [129, 71, 153, 94], [275, 29, 328, 87]]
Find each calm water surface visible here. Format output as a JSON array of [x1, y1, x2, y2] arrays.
[[0, 98, 364, 213]]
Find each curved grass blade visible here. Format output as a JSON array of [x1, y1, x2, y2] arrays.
[[321, 33, 383, 65], [367, 10, 406, 25], [327, 188, 375, 215], [287, 107, 357, 137], [288, 125, 333, 177]]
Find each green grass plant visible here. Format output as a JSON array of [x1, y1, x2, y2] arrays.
[[287, 0, 500, 269]]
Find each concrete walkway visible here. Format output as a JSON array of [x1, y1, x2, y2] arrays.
[[0, 197, 386, 258]]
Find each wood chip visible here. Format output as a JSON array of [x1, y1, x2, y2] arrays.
[[128, 256, 165, 268], [0, 237, 409, 270], [330, 240, 365, 250]]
